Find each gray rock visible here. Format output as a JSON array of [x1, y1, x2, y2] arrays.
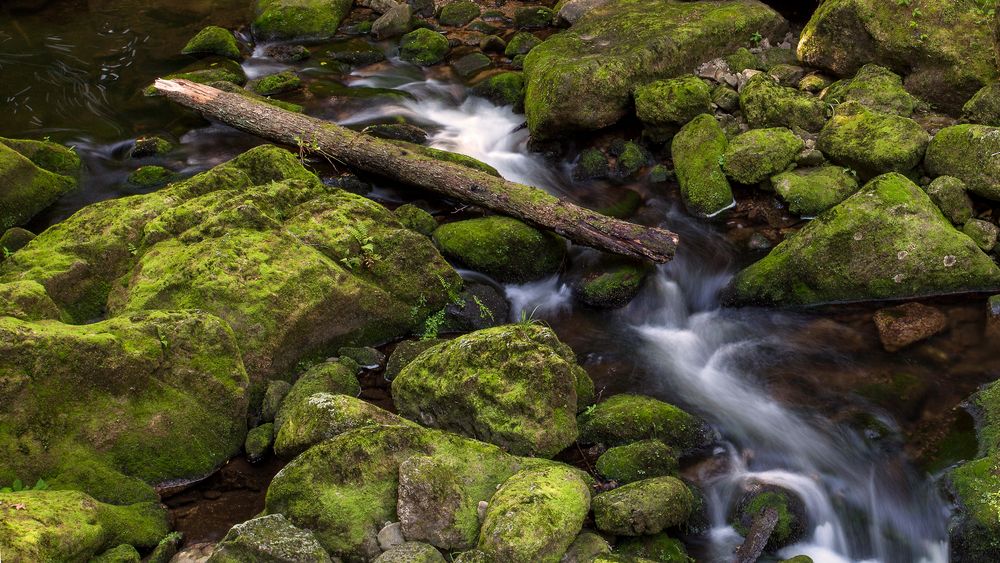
[[207, 514, 331, 562], [372, 3, 412, 40], [374, 542, 446, 562], [378, 522, 406, 551]]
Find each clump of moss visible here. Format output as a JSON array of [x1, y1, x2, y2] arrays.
[[731, 488, 806, 550], [433, 216, 566, 283], [592, 476, 694, 535], [821, 64, 916, 116], [724, 47, 761, 72], [127, 165, 174, 188], [671, 114, 733, 216], [596, 439, 678, 484], [770, 165, 859, 217], [394, 203, 437, 236], [817, 101, 928, 178], [721, 127, 803, 185], [740, 74, 828, 132], [471, 72, 525, 111], [400, 28, 450, 66], [577, 394, 711, 453], [181, 25, 241, 60], [439, 0, 481, 26], [248, 70, 301, 96], [91, 544, 141, 562], [252, 0, 352, 42]]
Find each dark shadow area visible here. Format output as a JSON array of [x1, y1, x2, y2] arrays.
[[762, 0, 820, 24]]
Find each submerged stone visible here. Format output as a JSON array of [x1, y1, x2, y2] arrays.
[[433, 216, 565, 283], [731, 486, 807, 550], [925, 124, 1000, 201], [252, 0, 352, 41], [873, 301, 948, 352], [721, 128, 803, 185], [671, 114, 733, 217], [770, 165, 859, 217], [247, 71, 301, 96]]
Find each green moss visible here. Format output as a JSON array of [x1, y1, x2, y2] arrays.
[[724, 47, 762, 72], [799, 74, 831, 93], [477, 465, 590, 562], [616, 141, 648, 177], [395, 204, 437, 236], [274, 361, 362, 429], [670, 114, 733, 217], [400, 29, 450, 66], [0, 140, 77, 230], [574, 148, 609, 180], [740, 74, 828, 132], [261, 380, 292, 422], [128, 137, 174, 159], [730, 173, 1000, 305], [385, 339, 443, 381], [207, 81, 305, 113], [0, 280, 65, 321], [375, 542, 446, 562], [562, 532, 611, 562], [252, 0, 352, 41], [505, 32, 541, 57], [514, 6, 554, 29], [924, 175, 973, 225], [471, 72, 525, 112], [392, 324, 592, 457], [127, 165, 173, 188], [1, 227, 35, 258], [0, 136, 82, 177], [771, 165, 860, 217], [634, 75, 711, 131], [210, 514, 331, 562], [91, 544, 141, 562], [148, 57, 246, 95], [925, 124, 1000, 201], [146, 532, 182, 563], [439, 1, 481, 26], [592, 476, 694, 535], [274, 393, 409, 458], [577, 394, 710, 453], [711, 85, 740, 113], [732, 490, 803, 549], [575, 263, 650, 308], [721, 128, 803, 185], [181, 25, 241, 60], [615, 533, 693, 562], [433, 216, 565, 283], [963, 83, 1000, 126], [817, 101, 928, 178], [596, 440, 678, 484], [245, 423, 275, 462], [820, 64, 916, 116], [963, 219, 999, 252], [248, 70, 302, 96]]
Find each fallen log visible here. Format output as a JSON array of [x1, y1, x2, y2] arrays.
[[153, 79, 679, 263], [734, 506, 779, 563]]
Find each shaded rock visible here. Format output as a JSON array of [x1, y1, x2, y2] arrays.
[[275, 393, 408, 458], [451, 52, 492, 79], [274, 361, 362, 429], [592, 476, 694, 536], [634, 75, 711, 141], [479, 35, 506, 53], [577, 394, 711, 454], [433, 216, 565, 283], [514, 5, 554, 29], [252, 0, 352, 41], [261, 380, 292, 423], [873, 301, 948, 352], [924, 175, 973, 225], [768, 64, 806, 88], [373, 3, 413, 40], [596, 439, 678, 484], [724, 48, 762, 73], [471, 72, 525, 111], [671, 114, 733, 217], [505, 32, 540, 57], [615, 533, 693, 562], [574, 261, 650, 309], [739, 74, 828, 132], [722, 128, 803, 185], [394, 203, 436, 235], [385, 339, 443, 381], [245, 423, 275, 463], [147, 532, 183, 563], [0, 138, 80, 230], [574, 148, 610, 180], [182, 25, 240, 60], [439, 0, 480, 26], [821, 64, 917, 116], [208, 513, 331, 562], [128, 136, 173, 159], [1, 227, 35, 257], [925, 124, 1000, 201], [731, 485, 807, 551], [328, 38, 386, 66], [615, 141, 648, 178], [712, 85, 740, 113], [964, 219, 999, 252], [817, 101, 928, 177], [442, 281, 510, 333], [799, 73, 832, 94], [248, 70, 301, 96], [127, 165, 173, 188], [962, 82, 1000, 126], [339, 345, 385, 368], [378, 522, 406, 551], [562, 532, 612, 562], [771, 165, 859, 217], [374, 542, 446, 562], [264, 44, 311, 63]]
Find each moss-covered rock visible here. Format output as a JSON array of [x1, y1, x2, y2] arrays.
[[247, 70, 301, 96], [729, 173, 1000, 305], [596, 439, 678, 484], [146, 531, 182, 563], [393, 324, 593, 457], [150, 57, 247, 94], [91, 543, 141, 562], [671, 114, 733, 217], [208, 513, 332, 562], [578, 394, 711, 453], [394, 204, 437, 236], [439, 0, 481, 26], [128, 137, 174, 159], [471, 72, 525, 111], [712, 85, 740, 113], [731, 487, 807, 550], [127, 165, 173, 188], [964, 219, 999, 252], [634, 75, 711, 137], [244, 423, 275, 463], [514, 5, 554, 29], [274, 361, 361, 428], [817, 101, 929, 178], [592, 476, 694, 536], [0, 490, 168, 561], [575, 262, 650, 308], [181, 26, 241, 60], [615, 141, 647, 177], [451, 52, 492, 79], [0, 139, 79, 230], [615, 533, 693, 562], [821, 64, 917, 116], [275, 393, 409, 458], [400, 28, 450, 65], [523, 0, 787, 139], [433, 216, 565, 283], [374, 542, 446, 562], [721, 128, 803, 185], [261, 379, 291, 423], [739, 74, 828, 132], [0, 280, 64, 321], [771, 165, 860, 217], [505, 32, 541, 57], [797, 0, 997, 112], [1, 227, 35, 258], [477, 465, 590, 562], [207, 80, 305, 113], [574, 148, 610, 180], [385, 339, 442, 381], [925, 175, 973, 226], [725, 47, 762, 72], [963, 82, 1000, 126], [562, 532, 612, 562], [252, 0, 352, 41], [925, 124, 1000, 201]]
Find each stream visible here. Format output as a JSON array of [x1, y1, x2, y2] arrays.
[[3, 2, 999, 562]]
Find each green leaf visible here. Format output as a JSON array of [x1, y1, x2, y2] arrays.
[[12, 479, 23, 492]]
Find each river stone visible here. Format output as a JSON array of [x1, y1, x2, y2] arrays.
[[451, 52, 492, 79], [817, 101, 929, 178], [731, 486, 807, 551], [873, 301, 948, 352], [962, 83, 1000, 127], [821, 64, 917, 117], [392, 324, 593, 457], [925, 124, 1000, 201], [442, 281, 510, 333], [721, 128, 803, 185], [924, 175, 973, 226], [615, 533, 692, 562], [91, 544, 141, 562], [477, 466, 591, 562], [400, 29, 450, 66], [471, 72, 525, 111], [328, 38, 386, 66], [439, 0, 480, 26], [562, 532, 612, 562], [274, 393, 410, 458], [385, 339, 443, 381], [505, 32, 540, 57], [595, 439, 678, 484], [574, 262, 650, 309], [261, 380, 292, 423], [273, 361, 361, 430], [208, 514, 331, 563], [374, 542, 446, 562], [797, 0, 997, 112], [433, 216, 565, 283], [0, 490, 168, 562], [523, 0, 787, 139], [252, 0, 352, 42], [248, 71, 301, 96], [181, 26, 240, 60], [771, 165, 860, 217], [729, 173, 1000, 305], [577, 394, 711, 454], [0, 138, 80, 230], [592, 476, 694, 536], [739, 74, 828, 133], [671, 114, 733, 217], [373, 3, 412, 40]]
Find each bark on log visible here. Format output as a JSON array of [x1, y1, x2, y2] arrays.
[[734, 506, 779, 563], [153, 79, 679, 263]]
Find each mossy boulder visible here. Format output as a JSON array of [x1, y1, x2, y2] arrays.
[[596, 439, 678, 484], [127, 165, 173, 188], [477, 465, 591, 562], [721, 128, 803, 185], [274, 361, 361, 429], [181, 25, 241, 60], [964, 219, 999, 252], [739, 74, 828, 132], [821, 64, 917, 117], [577, 394, 711, 454], [615, 533, 693, 562], [771, 165, 860, 217], [724, 47, 761, 72], [729, 173, 1000, 305], [574, 262, 650, 308], [261, 380, 292, 423], [1, 227, 35, 257], [252, 0, 352, 41], [439, 0, 481, 26], [0, 280, 63, 321], [247, 70, 302, 96], [151, 57, 247, 93], [962, 83, 1000, 126], [712, 85, 740, 113], [392, 324, 593, 457], [0, 138, 80, 230], [208, 514, 332, 563], [0, 311, 247, 505], [592, 476, 694, 536], [731, 486, 807, 551], [616, 141, 648, 178], [523, 0, 787, 139], [634, 75, 711, 138], [671, 114, 733, 217], [925, 175, 973, 226], [394, 204, 437, 236], [925, 124, 1000, 201], [563, 532, 612, 562], [817, 101, 928, 178], [505, 32, 541, 57], [0, 490, 168, 561], [574, 148, 610, 180], [374, 542, 446, 562], [274, 393, 409, 458], [797, 0, 997, 112], [433, 216, 565, 283], [244, 423, 274, 462], [514, 5, 555, 29], [91, 544, 141, 562], [400, 28, 450, 66], [471, 72, 525, 111]]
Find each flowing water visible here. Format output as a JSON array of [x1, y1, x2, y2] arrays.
[[3, 3, 1000, 560]]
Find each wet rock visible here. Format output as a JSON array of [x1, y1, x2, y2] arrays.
[[400, 29, 450, 65], [962, 83, 1000, 126], [648, 164, 672, 183], [0, 227, 35, 257], [577, 394, 712, 454], [450, 52, 492, 79], [615, 533, 692, 562], [730, 173, 1000, 305], [740, 74, 828, 132], [561, 532, 611, 562], [264, 44, 311, 63], [374, 541, 446, 562], [615, 141, 648, 178], [515, 6, 553, 29], [439, 0, 480, 26], [963, 219, 999, 252], [394, 203, 436, 235], [127, 165, 173, 188], [244, 422, 275, 462], [523, 0, 786, 139], [248, 70, 301, 96], [0, 137, 80, 230], [274, 361, 361, 429], [0, 490, 168, 561], [722, 128, 803, 185], [924, 176, 973, 225], [595, 439, 678, 484], [478, 465, 591, 561], [470, 72, 525, 111], [925, 124, 1000, 201], [873, 302, 948, 352], [731, 485, 807, 552], [574, 261, 650, 309], [393, 324, 593, 457], [433, 216, 565, 283], [634, 75, 711, 141], [504, 31, 540, 57], [592, 476, 694, 535], [479, 34, 506, 53], [181, 25, 241, 60], [987, 295, 1000, 342], [797, 0, 996, 112], [817, 101, 928, 178], [822, 64, 916, 117], [442, 281, 510, 333], [770, 165, 859, 217], [128, 136, 173, 159], [372, 3, 412, 40], [328, 38, 387, 65], [385, 339, 442, 381], [671, 113, 734, 217], [208, 513, 331, 562], [252, 0, 352, 42], [574, 148, 610, 180]]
